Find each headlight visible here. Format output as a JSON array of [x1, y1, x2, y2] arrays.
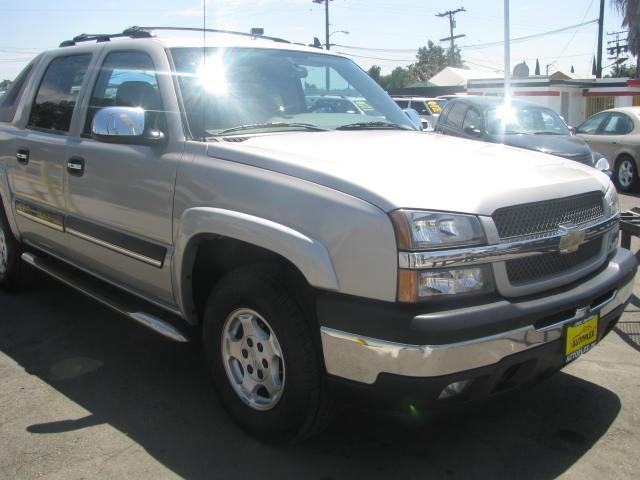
[[592, 151, 610, 172], [390, 210, 485, 250], [604, 183, 619, 216], [398, 265, 494, 302]]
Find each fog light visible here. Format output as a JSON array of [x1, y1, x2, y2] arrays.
[[438, 379, 472, 400]]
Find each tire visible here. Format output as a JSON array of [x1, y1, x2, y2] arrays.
[[614, 155, 639, 193], [0, 201, 26, 291], [202, 265, 333, 443]]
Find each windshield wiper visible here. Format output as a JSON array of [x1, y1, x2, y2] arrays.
[[335, 121, 413, 131], [215, 122, 329, 135]]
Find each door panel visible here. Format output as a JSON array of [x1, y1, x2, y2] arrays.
[[64, 48, 181, 305], [7, 53, 92, 254]]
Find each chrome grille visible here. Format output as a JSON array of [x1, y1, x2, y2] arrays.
[[506, 238, 602, 285], [493, 192, 604, 239]]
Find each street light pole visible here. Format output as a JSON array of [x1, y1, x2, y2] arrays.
[[504, 0, 511, 105]]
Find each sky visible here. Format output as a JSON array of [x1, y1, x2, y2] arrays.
[[0, 0, 630, 81]]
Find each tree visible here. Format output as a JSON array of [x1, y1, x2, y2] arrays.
[[414, 41, 460, 79], [535, 59, 541, 75], [613, 0, 640, 56], [605, 63, 637, 78], [367, 65, 382, 84], [387, 66, 418, 89], [0, 79, 11, 91]]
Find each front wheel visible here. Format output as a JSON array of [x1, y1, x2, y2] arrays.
[[202, 265, 333, 443], [615, 155, 639, 192]]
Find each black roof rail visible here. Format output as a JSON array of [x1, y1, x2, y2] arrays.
[[125, 26, 291, 44], [59, 29, 152, 47], [59, 26, 291, 48]]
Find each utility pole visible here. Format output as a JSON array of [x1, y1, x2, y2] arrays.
[[312, 0, 332, 50], [436, 7, 466, 65], [312, 0, 333, 91], [596, 0, 605, 78], [607, 31, 630, 77]]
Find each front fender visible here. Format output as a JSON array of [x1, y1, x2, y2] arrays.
[[174, 207, 340, 322]]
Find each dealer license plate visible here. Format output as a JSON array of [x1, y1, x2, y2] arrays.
[[564, 314, 599, 364]]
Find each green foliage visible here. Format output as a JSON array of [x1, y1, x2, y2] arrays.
[[366, 40, 464, 90], [0, 79, 11, 91], [605, 63, 637, 78]]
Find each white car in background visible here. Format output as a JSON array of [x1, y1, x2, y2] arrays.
[[392, 96, 446, 130]]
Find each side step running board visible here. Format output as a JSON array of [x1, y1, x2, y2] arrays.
[[21, 252, 189, 343]]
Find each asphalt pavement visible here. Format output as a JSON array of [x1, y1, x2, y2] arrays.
[[0, 193, 638, 480]]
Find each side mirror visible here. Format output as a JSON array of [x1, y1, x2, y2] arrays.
[[91, 106, 165, 145], [568, 126, 576, 135], [464, 125, 482, 137], [403, 108, 423, 130]]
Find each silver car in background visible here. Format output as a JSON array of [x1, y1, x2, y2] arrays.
[[577, 107, 640, 192]]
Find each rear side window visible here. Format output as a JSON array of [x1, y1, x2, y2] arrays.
[[394, 100, 409, 109], [0, 63, 34, 122], [444, 102, 467, 129], [600, 113, 633, 135], [411, 101, 429, 115], [84, 51, 162, 134], [28, 54, 92, 133]]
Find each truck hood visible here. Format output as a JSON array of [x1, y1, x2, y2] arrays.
[[206, 131, 610, 215]]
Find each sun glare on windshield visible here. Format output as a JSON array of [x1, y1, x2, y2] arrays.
[[197, 55, 229, 96]]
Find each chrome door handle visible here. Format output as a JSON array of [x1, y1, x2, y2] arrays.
[[16, 149, 29, 165], [67, 157, 85, 176]]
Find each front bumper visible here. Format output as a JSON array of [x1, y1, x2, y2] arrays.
[[319, 248, 637, 391]]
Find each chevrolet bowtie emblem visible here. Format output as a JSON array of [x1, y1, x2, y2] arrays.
[[558, 224, 586, 254]]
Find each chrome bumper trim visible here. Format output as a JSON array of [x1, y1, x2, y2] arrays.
[[398, 214, 618, 269], [321, 281, 632, 385]]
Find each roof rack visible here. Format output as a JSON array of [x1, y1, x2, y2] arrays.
[[59, 26, 291, 48]]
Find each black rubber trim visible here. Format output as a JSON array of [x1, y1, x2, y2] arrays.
[[65, 216, 166, 267], [327, 310, 623, 413], [317, 248, 637, 345]]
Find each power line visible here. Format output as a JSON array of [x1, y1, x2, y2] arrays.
[[462, 19, 598, 50]]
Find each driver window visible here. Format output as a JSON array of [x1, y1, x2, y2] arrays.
[[462, 108, 482, 132], [576, 112, 608, 134], [84, 51, 162, 135]]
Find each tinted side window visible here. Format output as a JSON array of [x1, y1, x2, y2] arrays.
[[576, 112, 608, 134], [0, 63, 34, 122], [394, 100, 409, 109], [444, 102, 467, 129], [462, 108, 482, 131], [28, 54, 91, 133], [600, 113, 633, 135], [85, 51, 162, 134], [411, 101, 429, 115]]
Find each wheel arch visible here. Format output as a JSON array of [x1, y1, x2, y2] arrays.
[[174, 207, 339, 324]]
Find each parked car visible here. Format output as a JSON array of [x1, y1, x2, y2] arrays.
[[435, 97, 609, 171], [307, 95, 379, 116], [576, 107, 640, 192], [0, 27, 635, 443], [392, 96, 446, 130]]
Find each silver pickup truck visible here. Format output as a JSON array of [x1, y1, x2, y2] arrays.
[[0, 27, 636, 443]]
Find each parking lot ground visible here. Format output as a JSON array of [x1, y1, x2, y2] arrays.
[[0, 194, 639, 480]]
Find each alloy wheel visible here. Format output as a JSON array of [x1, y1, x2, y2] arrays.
[[221, 308, 285, 411], [0, 224, 8, 275], [618, 159, 636, 189]]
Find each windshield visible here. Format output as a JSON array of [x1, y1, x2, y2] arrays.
[[486, 105, 570, 135], [170, 47, 415, 137]]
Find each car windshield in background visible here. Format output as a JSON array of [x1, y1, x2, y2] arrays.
[[486, 105, 570, 135], [170, 47, 415, 137]]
